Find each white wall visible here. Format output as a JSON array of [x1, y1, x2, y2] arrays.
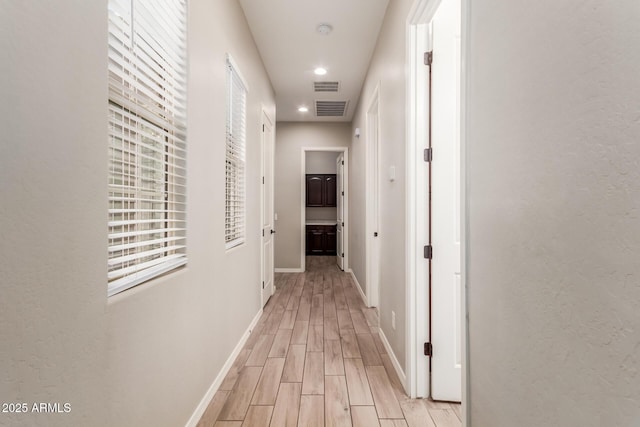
[[306, 151, 339, 174], [351, 0, 413, 371], [466, 1, 640, 425], [1, 1, 275, 426], [1, 2, 108, 426], [274, 122, 351, 269]]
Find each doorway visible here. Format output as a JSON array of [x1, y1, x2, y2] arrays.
[[406, 0, 467, 414], [300, 147, 349, 273]]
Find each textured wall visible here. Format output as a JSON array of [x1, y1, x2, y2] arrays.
[[0, 0, 276, 426], [351, 0, 412, 372], [0, 1, 108, 426], [467, 1, 640, 425], [274, 122, 351, 269]]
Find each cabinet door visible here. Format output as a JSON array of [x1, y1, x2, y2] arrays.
[[306, 230, 313, 255], [309, 229, 325, 254], [324, 225, 337, 255], [324, 175, 337, 207], [306, 175, 324, 207]]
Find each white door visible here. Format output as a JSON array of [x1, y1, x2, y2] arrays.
[[336, 154, 345, 270], [430, 0, 462, 402], [366, 90, 380, 308], [261, 111, 275, 307]]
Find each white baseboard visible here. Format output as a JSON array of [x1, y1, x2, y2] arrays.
[[348, 269, 368, 307], [347, 270, 407, 394], [275, 268, 304, 273], [378, 326, 408, 394], [185, 309, 263, 427]]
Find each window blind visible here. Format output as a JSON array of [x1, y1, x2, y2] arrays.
[[108, 0, 187, 296], [225, 56, 247, 249]]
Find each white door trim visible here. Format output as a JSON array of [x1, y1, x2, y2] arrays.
[[336, 153, 345, 271], [461, 0, 470, 419], [300, 147, 349, 273], [406, 0, 469, 422], [365, 84, 381, 309], [405, 17, 430, 400]]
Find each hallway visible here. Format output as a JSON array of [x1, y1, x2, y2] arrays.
[[197, 257, 461, 426]]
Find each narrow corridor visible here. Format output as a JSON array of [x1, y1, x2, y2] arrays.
[[197, 257, 461, 426]]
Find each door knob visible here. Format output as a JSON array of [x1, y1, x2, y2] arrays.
[[271, 229, 276, 234]]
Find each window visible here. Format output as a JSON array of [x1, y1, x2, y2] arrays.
[[225, 56, 248, 249], [107, 0, 188, 296]]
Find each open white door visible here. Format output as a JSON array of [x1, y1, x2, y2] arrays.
[[430, 0, 462, 402], [261, 110, 275, 307], [336, 154, 345, 270]]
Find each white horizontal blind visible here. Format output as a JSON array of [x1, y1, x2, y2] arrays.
[[108, 0, 187, 296], [225, 57, 247, 249]]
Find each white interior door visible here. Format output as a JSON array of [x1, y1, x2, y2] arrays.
[[336, 154, 345, 270], [430, 0, 462, 402], [261, 111, 275, 307], [366, 90, 380, 308]]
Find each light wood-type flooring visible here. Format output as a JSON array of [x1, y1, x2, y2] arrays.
[[198, 256, 461, 427]]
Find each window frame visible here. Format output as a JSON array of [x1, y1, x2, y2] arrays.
[[107, 0, 188, 296], [225, 54, 249, 250]]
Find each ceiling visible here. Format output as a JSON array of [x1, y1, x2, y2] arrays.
[[239, 0, 390, 122]]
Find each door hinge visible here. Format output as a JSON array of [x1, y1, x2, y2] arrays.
[[262, 124, 265, 132], [341, 160, 344, 165], [341, 191, 344, 196], [341, 222, 344, 227], [374, 232, 379, 237], [424, 342, 433, 356], [262, 176, 265, 184], [341, 253, 344, 257], [424, 148, 433, 162], [424, 51, 433, 66], [262, 230, 264, 237], [424, 245, 433, 259], [262, 281, 265, 289]]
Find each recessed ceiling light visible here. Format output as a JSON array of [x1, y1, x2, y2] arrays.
[[314, 67, 327, 76], [317, 23, 333, 35], [298, 106, 309, 113]]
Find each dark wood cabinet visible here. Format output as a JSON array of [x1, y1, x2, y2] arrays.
[[306, 175, 324, 206], [306, 174, 336, 207], [306, 225, 337, 255], [324, 175, 336, 207], [307, 227, 325, 255], [325, 226, 336, 254]]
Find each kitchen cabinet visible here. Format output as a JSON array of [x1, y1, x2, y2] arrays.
[[306, 174, 336, 207], [305, 224, 337, 255]]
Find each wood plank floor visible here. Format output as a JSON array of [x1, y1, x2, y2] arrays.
[[198, 256, 461, 427]]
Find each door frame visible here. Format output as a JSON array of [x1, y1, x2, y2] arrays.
[[300, 147, 349, 272], [260, 106, 275, 307], [365, 84, 381, 309], [405, 0, 469, 421], [336, 153, 345, 271]]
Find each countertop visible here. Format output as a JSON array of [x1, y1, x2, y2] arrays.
[[306, 220, 338, 226]]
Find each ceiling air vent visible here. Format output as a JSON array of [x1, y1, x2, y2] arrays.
[[315, 100, 349, 117], [313, 81, 340, 92]]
